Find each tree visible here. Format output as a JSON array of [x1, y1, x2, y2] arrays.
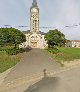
[[45, 29, 66, 48], [0, 28, 26, 48]]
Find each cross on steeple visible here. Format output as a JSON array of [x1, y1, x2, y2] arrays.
[[32, 0, 38, 7]]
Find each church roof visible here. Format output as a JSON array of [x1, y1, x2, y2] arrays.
[[38, 31, 46, 35], [67, 40, 80, 42], [22, 30, 46, 35], [22, 30, 30, 34]]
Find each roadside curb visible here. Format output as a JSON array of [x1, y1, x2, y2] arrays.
[[0, 68, 13, 86]]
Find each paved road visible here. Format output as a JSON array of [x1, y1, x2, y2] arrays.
[[57, 65, 80, 92], [1, 49, 61, 85], [1, 49, 80, 92], [24, 65, 80, 92], [2, 64, 80, 92]]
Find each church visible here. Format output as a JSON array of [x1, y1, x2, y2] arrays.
[[20, 0, 47, 49]]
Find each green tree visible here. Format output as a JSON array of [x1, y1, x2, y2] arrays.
[[0, 28, 26, 48], [45, 29, 66, 48]]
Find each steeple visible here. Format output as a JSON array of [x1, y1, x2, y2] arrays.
[[30, 0, 39, 33], [32, 0, 38, 7]]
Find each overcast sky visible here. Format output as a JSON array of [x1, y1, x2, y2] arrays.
[[0, 0, 80, 40]]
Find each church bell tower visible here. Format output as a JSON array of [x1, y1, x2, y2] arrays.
[[30, 0, 39, 33]]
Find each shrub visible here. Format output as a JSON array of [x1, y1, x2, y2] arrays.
[[6, 48, 18, 55], [19, 48, 25, 53], [47, 47, 60, 54], [0, 45, 26, 55]]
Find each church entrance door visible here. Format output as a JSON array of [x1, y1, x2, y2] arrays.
[[31, 42, 37, 48]]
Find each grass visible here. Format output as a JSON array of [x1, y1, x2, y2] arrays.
[[47, 47, 80, 62], [0, 51, 22, 73]]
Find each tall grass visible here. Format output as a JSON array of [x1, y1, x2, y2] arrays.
[[0, 51, 22, 73]]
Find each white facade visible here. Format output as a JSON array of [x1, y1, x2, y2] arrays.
[[66, 40, 80, 48], [19, 0, 47, 49]]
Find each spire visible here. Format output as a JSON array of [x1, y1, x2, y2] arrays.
[[32, 0, 38, 7]]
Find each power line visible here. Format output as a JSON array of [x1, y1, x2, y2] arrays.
[[0, 22, 80, 29]]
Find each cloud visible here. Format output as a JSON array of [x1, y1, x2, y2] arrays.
[[0, 0, 80, 39]]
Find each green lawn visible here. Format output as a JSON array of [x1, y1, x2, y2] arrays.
[[0, 51, 22, 73], [47, 47, 80, 62]]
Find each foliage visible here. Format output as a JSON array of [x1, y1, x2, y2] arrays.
[[47, 47, 59, 54], [45, 29, 66, 48], [6, 48, 18, 55], [0, 28, 26, 55], [0, 45, 26, 55], [0, 46, 13, 51], [0, 28, 26, 48], [6, 48, 26, 55]]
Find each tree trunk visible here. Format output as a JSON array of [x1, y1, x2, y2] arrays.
[[14, 44, 17, 49]]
